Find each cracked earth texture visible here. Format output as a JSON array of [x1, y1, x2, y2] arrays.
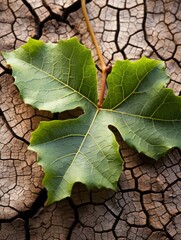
[[0, 0, 181, 239]]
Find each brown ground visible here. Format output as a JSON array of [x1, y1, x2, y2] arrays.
[[0, 0, 181, 239]]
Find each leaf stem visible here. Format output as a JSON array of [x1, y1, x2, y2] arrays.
[[81, 0, 107, 108]]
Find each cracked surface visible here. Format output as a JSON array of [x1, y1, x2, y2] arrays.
[[0, 0, 181, 239]]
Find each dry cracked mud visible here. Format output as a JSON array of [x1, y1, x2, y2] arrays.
[[0, 0, 181, 239]]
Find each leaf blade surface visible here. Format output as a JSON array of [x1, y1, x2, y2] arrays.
[[3, 37, 98, 112], [103, 57, 181, 159], [29, 108, 122, 205]]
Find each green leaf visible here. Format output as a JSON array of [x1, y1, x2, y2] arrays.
[[3, 38, 181, 205]]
